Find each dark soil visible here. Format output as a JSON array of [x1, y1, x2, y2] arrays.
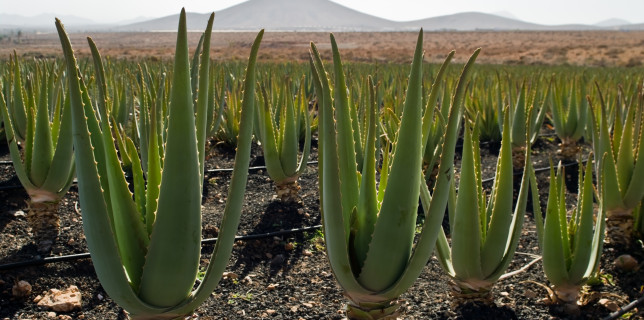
[[0, 136, 643, 320]]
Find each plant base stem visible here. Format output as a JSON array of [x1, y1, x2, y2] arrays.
[[606, 208, 634, 247], [449, 279, 494, 306], [557, 138, 580, 160], [346, 299, 401, 320], [275, 179, 300, 202], [128, 312, 186, 320], [551, 285, 581, 315], [26, 200, 60, 253]]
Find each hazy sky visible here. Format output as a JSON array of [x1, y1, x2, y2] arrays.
[[1, 0, 643, 25]]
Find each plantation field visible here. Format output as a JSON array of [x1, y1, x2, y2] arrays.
[[1, 19, 644, 319], [2, 30, 644, 66]]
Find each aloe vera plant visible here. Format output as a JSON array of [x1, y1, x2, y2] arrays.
[[507, 80, 549, 168], [589, 86, 644, 247], [0, 62, 74, 253], [310, 29, 479, 319], [255, 79, 311, 202], [549, 77, 589, 159], [435, 109, 533, 304], [531, 159, 604, 312], [56, 10, 263, 319]]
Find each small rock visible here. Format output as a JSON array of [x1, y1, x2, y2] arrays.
[[614, 254, 639, 272], [58, 315, 72, 320], [13, 210, 26, 218], [12, 280, 32, 298], [284, 243, 295, 251], [266, 309, 276, 315], [290, 306, 299, 312], [302, 250, 312, 256], [34, 295, 43, 303], [47, 311, 56, 318], [499, 291, 510, 297], [222, 272, 238, 280], [265, 252, 273, 259], [242, 276, 253, 285], [97, 293, 104, 300], [302, 302, 313, 308], [524, 289, 537, 298], [266, 283, 278, 291], [599, 298, 620, 312], [37, 285, 82, 312]]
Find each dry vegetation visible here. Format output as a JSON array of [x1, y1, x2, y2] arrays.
[[2, 30, 644, 66]]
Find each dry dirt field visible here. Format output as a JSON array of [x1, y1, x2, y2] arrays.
[[2, 30, 644, 66]]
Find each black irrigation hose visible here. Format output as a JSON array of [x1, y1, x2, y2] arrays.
[[0, 161, 321, 191], [0, 132, 565, 168], [206, 161, 318, 174], [0, 156, 587, 191], [0, 157, 591, 270], [0, 225, 323, 271], [478, 157, 588, 185], [602, 294, 644, 320]]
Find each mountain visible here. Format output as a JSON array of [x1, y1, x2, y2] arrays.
[[120, 0, 398, 31], [401, 12, 544, 31], [2, 0, 640, 32], [595, 18, 631, 27], [0, 13, 94, 27]]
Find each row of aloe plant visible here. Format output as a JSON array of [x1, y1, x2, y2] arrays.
[[0, 10, 643, 319]]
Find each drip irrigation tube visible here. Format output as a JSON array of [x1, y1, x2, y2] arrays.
[[602, 294, 644, 320], [0, 157, 588, 192], [0, 225, 323, 271], [0, 132, 567, 168]]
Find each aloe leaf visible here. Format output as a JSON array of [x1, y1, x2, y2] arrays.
[[486, 127, 532, 282], [41, 93, 74, 193], [1, 92, 37, 192], [169, 28, 265, 316], [602, 149, 626, 210], [380, 48, 481, 300], [623, 111, 644, 208], [480, 109, 515, 276], [56, 17, 161, 315], [145, 103, 162, 235], [510, 83, 527, 148], [309, 42, 371, 299], [29, 77, 54, 187], [258, 86, 288, 182], [353, 79, 379, 270], [280, 84, 299, 176], [615, 105, 635, 197], [451, 125, 484, 280], [11, 56, 28, 141], [139, 10, 203, 307], [422, 51, 454, 155], [195, 14, 214, 188], [24, 100, 35, 180], [89, 37, 149, 290], [359, 30, 424, 291], [567, 161, 596, 283], [542, 163, 569, 287], [330, 34, 360, 230]]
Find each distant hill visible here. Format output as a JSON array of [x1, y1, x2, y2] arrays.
[[401, 12, 545, 31], [595, 18, 631, 27], [120, 0, 398, 31], [2, 0, 643, 32]]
